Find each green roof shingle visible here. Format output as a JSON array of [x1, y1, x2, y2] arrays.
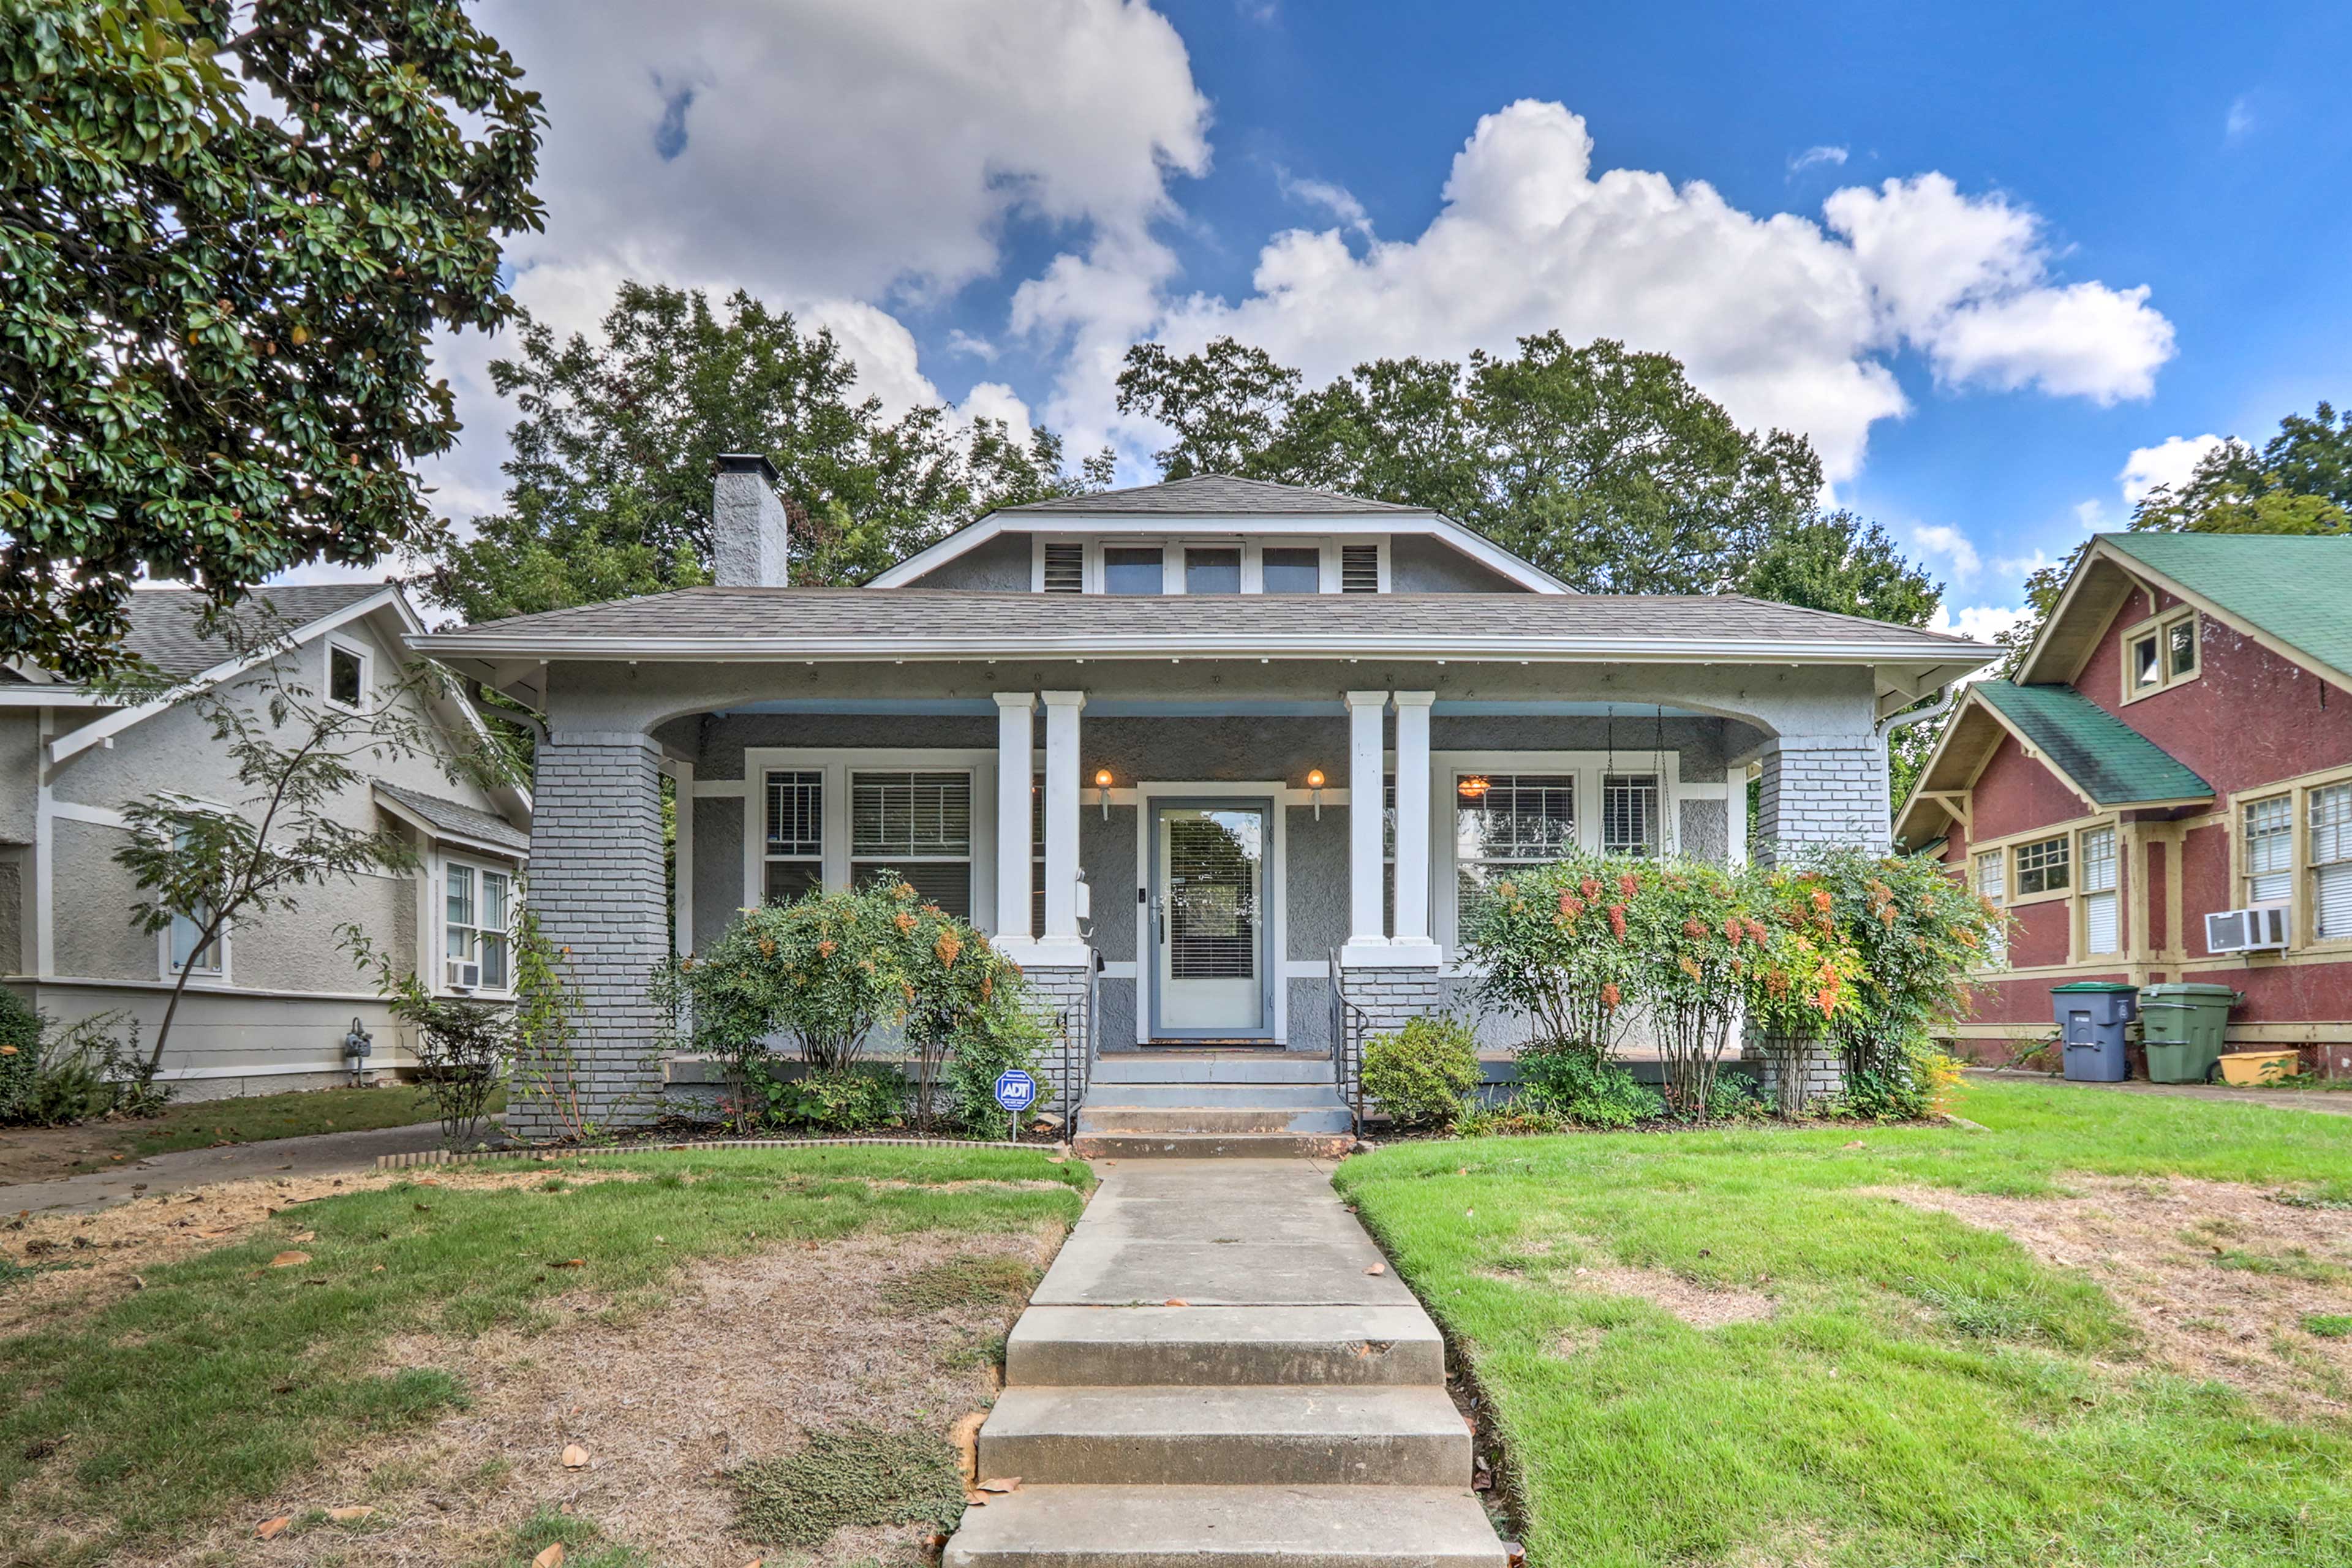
[[1975, 680, 2212, 805], [2101, 532, 2352, 681]]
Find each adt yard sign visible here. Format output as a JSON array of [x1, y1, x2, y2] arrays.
[[992, 1068, 1038, 1142]]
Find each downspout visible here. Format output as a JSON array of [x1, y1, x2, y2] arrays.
[[1877, 685, 1958, 848]]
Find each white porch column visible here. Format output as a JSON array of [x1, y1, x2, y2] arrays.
[[993, 693, 1035, 941], [1344, 690, 1388, 952], [1391, 692, 1434, 946], [1039, 690, 1087, 949]]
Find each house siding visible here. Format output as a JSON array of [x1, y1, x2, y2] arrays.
[[902, 531, 1032, 591]]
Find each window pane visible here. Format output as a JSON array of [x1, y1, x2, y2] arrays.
[[2247, 795, 2293, 902], [2167, 617, 2196, 677], [1103, 547, 1163, 595], [480, 932, 509, 990], [2311, 783, 2352, 866], [2318, 861, 2352, 940], [854, 861, 971, 919], [764, 861, 821, 905], [2084, 890, 2119, 954], [2130, 636, 2159, 690], [1602, 774, 1659, 856], [852, 772, 970, 858], [766, 770, 823, 857], [2080, 827, 2116, 894], [329, 645, 363, 707], [1185, 547, 1240, 595], [1455, 774, 1576, 861], [1975, 851, 2005, 902], [481, 871, 511, 930], [446, 864, 473, 927], [171, 908, 219, 971], [1261, 548, 1320, 593], [2016, 835, 2069, 894]]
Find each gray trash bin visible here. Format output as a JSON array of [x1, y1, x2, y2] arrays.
[[2053, 981, 2137, 1082]]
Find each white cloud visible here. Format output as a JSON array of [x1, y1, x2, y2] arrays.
[[2226, 96, 2256, 142], [1276, 170, 1374, 237], [2072, 499, 2108, 530], [1911, 523, 1982, 584], [1931, 602, 2028, 646], [1994, 548, 2054, 579], [1031, 102, 2174, 480], [946, 328, 1001, 361], [2119, 432, 2226, 507], [1789, 145, 1849, 172]]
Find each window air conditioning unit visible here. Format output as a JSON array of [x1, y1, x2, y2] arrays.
[[2206, 906, 2289, 955], [445, 959, 482, 990]]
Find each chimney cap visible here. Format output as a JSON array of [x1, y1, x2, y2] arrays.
[[715, 452, 780, 483]]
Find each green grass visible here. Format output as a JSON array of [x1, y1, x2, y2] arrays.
[[1335, 1077, 2352, 1568], [0, 1145, 1087, 1565], [67, 1082, 507, 1170]]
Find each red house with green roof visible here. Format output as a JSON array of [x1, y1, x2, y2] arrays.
[[1896, 532, 2352, 1078]]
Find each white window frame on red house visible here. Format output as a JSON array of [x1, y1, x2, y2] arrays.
[[2119, 606, 2199, 705]]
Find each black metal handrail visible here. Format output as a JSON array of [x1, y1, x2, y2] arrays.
[[1328, 948, 1371, 1137]]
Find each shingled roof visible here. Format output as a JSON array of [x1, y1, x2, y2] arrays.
[[373, 782, 532, 854], [1973, 681, 2212, 805], [118, 584, 391, 680], [995, 474, 1422, 516], [417, 586, 1991, 664], [2100, 532, 2352, 682]]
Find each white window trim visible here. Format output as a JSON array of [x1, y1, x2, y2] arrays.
[[160, 907, 229, 986], [324, 633, 374, 713], [740, 748, 1000, 930], [439, 853, 516, 997], [1026, 533, 1389, 595], [1430, 749, 1683, 962]]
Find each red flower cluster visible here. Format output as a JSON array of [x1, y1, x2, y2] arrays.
[[1618, 872, 1640, 899], [1600, 981, 1622, 1011], [1580, 876, 1602, 901], [1723, 916, 1746, 946], [1607, 903, 1629, 941], [1683, 917, 1708, 941], [1559, 891, 1585, 918]]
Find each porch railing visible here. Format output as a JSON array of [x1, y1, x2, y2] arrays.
[[1327, 948, 1370, 1137]]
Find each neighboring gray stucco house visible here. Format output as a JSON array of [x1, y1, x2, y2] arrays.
[[1, 584, 532, 1098], [415, 463, 1996, 1140]]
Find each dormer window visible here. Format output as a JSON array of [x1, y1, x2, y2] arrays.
[[2122, 608, 2199, 703], [1261, 548, 1320, 593], [1185, 548, 1241, 594], [1104, 547, 1164, 595]]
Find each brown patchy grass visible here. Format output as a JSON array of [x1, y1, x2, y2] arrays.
[[1873, 1174, 2352, 1420]]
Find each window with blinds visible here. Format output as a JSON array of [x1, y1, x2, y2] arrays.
[[1041, 541, 1084, 592], [2244, 795, 2293, 905], [1602, 774, 1660, 856], [1455, 773, 1575, 929], [850, 771, 974, 916], [1340, 543, 1379, 592], [1974, 850, 2005, 903], [2079, 826, 2118, 956], [763, 769, 823, 905], [2311, 783, 2352, 940]]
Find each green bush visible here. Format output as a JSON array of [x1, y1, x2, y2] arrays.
[[752, 1063, 907, 1132], [0, 987, 39, 1122], [1362, 1016, 1482, 1131], [0, 1008, 157, 1127], [1515, 1038, 1662, 1128], [945, 1000, 1056, 1133]]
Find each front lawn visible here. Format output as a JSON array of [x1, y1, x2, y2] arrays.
[[0, 1145, 1089, 1566], [1336, 1077, 2352, 1568]]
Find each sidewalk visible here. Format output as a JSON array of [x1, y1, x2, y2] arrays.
[[1972, 1068, 2352, 1117], [0, 1118, 466, 1216]]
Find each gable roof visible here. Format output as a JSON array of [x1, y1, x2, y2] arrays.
[[997, 473, 1422, 516], [1892, 678, 2212, 847], [866, 473, 1572, 593], [2021, 532, 2352, 687], [118, 584, 392, 681]]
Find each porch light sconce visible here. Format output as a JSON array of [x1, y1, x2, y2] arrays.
[[1094, 768, 1114, 819], [1306, 768, 1326, 820]]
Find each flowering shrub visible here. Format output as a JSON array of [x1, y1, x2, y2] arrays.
[[1460, 854, 1653, 1064]]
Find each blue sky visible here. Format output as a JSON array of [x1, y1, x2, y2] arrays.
[[395, 1, 2352, 641]]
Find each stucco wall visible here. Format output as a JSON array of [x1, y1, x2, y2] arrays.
[[904, 532, 1033, 591], [0, 857, 20, 974], [1390, 535, 1526, 592], [0, 712, 36, 845]]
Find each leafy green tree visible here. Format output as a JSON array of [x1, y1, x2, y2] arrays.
[[1, 0, 545, 677], [1114, 333, 1852, 598], [1740, 510, 1939, 627], [428, 283, 1111, 621]]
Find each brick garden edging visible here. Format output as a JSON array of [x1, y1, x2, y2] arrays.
[[375, 1135, 1068, 1171]]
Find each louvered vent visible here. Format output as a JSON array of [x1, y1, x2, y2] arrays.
[[1041, 541, 1085, 592], [1340, 543, 1381, 593]]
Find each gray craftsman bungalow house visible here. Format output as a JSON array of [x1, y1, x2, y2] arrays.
[[415, 462, 1994, 1141]]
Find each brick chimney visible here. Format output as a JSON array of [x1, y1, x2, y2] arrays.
[[712, 453, 790, 587]]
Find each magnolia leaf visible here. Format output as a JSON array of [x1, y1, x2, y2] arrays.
[[532, 1545, 565, 1568], [269, 1251, 311, 1267], [326, 1505, 376, 1523], [255, 1515, 292, 1539], [561, 1443, 589, 1469]]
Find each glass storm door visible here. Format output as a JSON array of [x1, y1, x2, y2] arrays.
[[1152, 803, 1271, 1037]]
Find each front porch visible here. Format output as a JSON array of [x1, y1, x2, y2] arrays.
[[496, 654, 1899, 1139]]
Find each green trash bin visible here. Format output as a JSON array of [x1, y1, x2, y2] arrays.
[[2141, 983, 2242, 1083]]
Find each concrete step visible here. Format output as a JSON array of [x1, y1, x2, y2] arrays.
[[978, 1385, 1472, 1487], [1073, 1132, 1355, 1160], [1076, 1106, 1355, 1136], [944, 1485, 1508, 1568], [1093, 1057, 1337, 1086], [1007, 1305, 1445, 1387], [1085, 1083, 1344, 1109]]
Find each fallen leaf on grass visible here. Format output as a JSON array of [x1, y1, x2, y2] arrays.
[[561, 1444, 590, 1469], [254, 1515, 292, 1539], [1365, 1263, 1386, 1275], [551, 1257, 586, 1268], [325, 1505, 376, 1523], [289, 1231, 315, 1243], [533, 1546, 565, 1568], [269, 1251, 311, 1268]]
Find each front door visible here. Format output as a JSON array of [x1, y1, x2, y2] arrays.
[[1150, 801, 1272, 1039]]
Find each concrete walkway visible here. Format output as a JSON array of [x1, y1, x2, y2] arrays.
[[947, 1159, 1507, 1568], [0, 1118, 462, 1216]]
